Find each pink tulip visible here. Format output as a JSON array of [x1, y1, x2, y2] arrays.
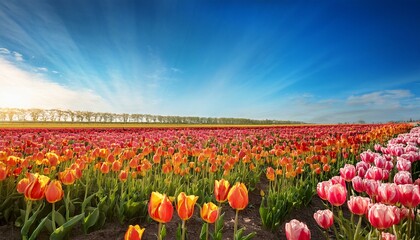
[[400, 206, 415, 220], [367, 204, 396, 230], [381, 232, 397, 240], [285, 219, 311, 240], [352, 176, 365, 193], [363, 179, 380, 197], [365, 166, 383, 181], [317, 181, 331, 201], [396, 158, 411, 171], [398, 184, 420, 208], [360, 150, 376, 163], [347, 196, 370, 215], [356, 161, 370, 177], [374, 156, 386, 169], [327, 184, 347, 207], [313, 209, 333, 229], [377, 183, 399, 205], [389, 206, 401, 225], [331, 176, 346, 187], [340, 164, 356, 182], [394, 171, 413, 185]]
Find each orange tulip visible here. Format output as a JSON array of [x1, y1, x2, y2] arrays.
[[176, 192, 198, 221], [24, 174, 50, 200], [214, 179, 230, 203], [124, 224, 145, 240], [59, 168, 76, 185], [17, 177, 30, 193], [119, 169, 128, 182], [266, 167, 275, 181], [0, 163, 7, 181], [100, 162, 110, 174], [45, 180, 64, 203], [227, 182, 248, 210], [200, 202, 219, 223], [148, 192, 174, 223]]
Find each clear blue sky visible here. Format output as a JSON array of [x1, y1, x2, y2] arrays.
[[1, 0, 419, 123]]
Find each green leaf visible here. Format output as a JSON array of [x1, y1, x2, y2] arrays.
[[29, 214, 50, 240], [49, 213, 84, 240], [53, 211, 65, 226], [21, 202, 44, 237], [82, 208, 99, 234], [199, 222, 208, 240], [81, 193, 96, 212], [241, 232, 256, 240], [176, 223, 182, 240], [160, 224, 167, 239]]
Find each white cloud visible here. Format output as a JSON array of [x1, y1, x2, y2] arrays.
[[13, 51, 23, 61], [0, 57, 111, 111], [37, 67, 48, 72], [0, 47, 10, 54], [347, 90, 413, 107]]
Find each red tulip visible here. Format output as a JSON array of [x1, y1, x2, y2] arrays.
[[214, 179, 230, 203], [148, 192, 173, 223], [227, 182, 248, 210], [313, 209, 333, 229], [124, 224, 145, 240], [327, 184, 347, 207], [45, 180, 64, 203], [367, 204, 396, 230], [347, 196, 370, 215], [285, 219, 311, 240]]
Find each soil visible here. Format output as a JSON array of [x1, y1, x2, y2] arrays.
[[0, 186, 328, 240]]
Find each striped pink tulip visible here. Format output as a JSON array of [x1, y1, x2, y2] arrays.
[[285, 219, 311, 240]]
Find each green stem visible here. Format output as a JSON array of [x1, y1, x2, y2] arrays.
[[407, 208, 412, 240], [234, 209, 239, 239], [181, 220, 186, 240], [65, 187, 71, 221], [354, 215, 362, 240], [158, 222, 162, 240], [24, 200, 33, 225], [205, 222, 209, 240], [52, 203, 56, 231], [322, 230, 330, 240]]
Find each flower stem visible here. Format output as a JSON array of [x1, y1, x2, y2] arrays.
[[158, 222, 162, 240], [354, 215, 362, 240], [181, 220, 186, 240], [234, 209, 239, 239], [52, 202, 56, 231], [205, 222, 209, 240], [24, 200, 33, 225], [65, 187, 71, 221]]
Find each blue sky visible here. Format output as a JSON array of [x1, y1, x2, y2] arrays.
[[0, 0, 419, 123]]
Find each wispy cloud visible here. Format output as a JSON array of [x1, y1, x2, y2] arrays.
[[0, 47, 10, 54], [0, 57, 111, 111], [37, 67, 48, 72], [347, 90, 413, 107], [13, 51, 23, 61]]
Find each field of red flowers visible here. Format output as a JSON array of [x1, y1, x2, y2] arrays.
[[0, 124, 418, 240]]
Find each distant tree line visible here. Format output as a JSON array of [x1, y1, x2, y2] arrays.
[[0, 108, 304, 125]]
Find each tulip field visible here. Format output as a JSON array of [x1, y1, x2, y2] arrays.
[[0, 123, 419, 240]]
